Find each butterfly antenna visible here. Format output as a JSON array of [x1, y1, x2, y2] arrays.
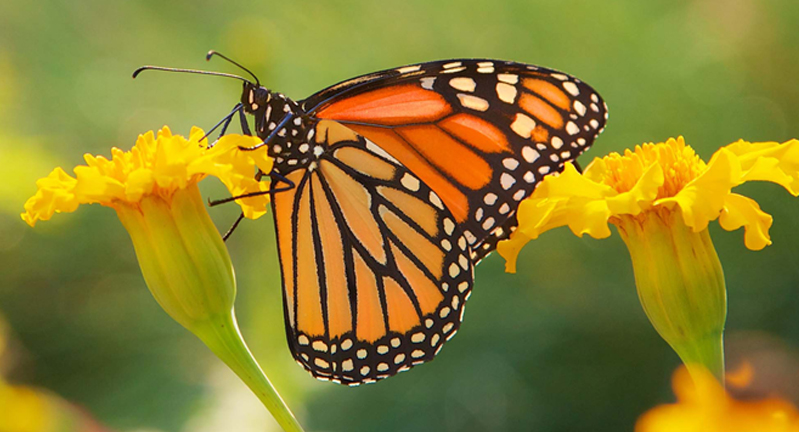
[[206, 50, 261, 87], [132, 66, 252, 84]]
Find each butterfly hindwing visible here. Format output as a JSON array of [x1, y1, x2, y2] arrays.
[[272, 119, 474, 385], [303, 59, 608, 263]]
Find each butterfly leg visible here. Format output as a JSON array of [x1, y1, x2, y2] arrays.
[[215, 169, 295, 241], [572, 160, 583, 174], [201, 103, 243, 144], [238, 107, 252, 136]]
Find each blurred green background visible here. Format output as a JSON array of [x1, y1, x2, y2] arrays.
[[2, 0, 799, 431]]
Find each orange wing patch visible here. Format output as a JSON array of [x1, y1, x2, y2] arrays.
[[395, 124, 492, 191], [273, 170, 305, 329], [439, 113, 510, 153], [376, 186, 438, 237], [522, 78, 571, 110], [389, 241, 443, 316], [378, 205, 444, 279], [333, 147, 396, 181], [518, 93, 564, 129], [316, 84, 452, 126], [353, 250, 386, 343], [295, 178, 325, 337], [346, 124, 470, 223], [531, 124, 549, 143], [320, 160, 387, 264], [382, 277, 420, 333], [316, 119, 361, 145], [311, 176, 351, 339]]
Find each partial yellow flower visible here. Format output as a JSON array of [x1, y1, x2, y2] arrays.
[[21, 126, 272, 225], [20, 127, 305, 432], [498, 137, 799, 382], [636, 366, 799, 432], [499, 137, 799, 269]]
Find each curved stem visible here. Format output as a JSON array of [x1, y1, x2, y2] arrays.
[[193, 312, 305, 432]]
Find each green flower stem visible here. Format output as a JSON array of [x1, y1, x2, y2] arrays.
[[116, 185, 304, 431], [617, 209, 727, 383], [193, 313, 305, 432]]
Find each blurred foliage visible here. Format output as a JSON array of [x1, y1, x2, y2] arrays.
[[2, 0, 799, 431]]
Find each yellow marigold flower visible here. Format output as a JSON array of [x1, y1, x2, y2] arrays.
[[20, 127, 304, 432], [21, 126, 272, 225], [636, 366, 799, 432], [498, 137, 799, 382]]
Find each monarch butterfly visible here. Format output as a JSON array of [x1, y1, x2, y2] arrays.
[[135, 55, 607, 386]]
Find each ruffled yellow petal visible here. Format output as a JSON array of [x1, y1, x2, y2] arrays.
[[719, 193, 773, 250], [724, 139, 799, 195], [656, 149, 740, 232], [523, 164, 616, 237], [498, 163, 615, 272], [20, 167, 79, 226], [496, 231, 532, 274], [21, 126, 271, 226]]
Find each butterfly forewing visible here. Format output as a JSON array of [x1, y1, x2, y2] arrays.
[[272, 120, 474, 385], [303, 59, 608, 263]]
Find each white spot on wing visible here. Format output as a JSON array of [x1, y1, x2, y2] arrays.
[[497, 73, 518, 84], [496, 82, 517, 104], [457, 93, 489, 111], [510, 113, 536, 138], [502, 158, 519, 170], [574, 100, 587, 116], [429, 191, 444, 210], [443, 218, 455, 235], [566, 121, 580, 135], [401, 173, 420, 191], [396, 65, 422, 74], [522, 146, 540, 163], [500, 173, 516, 190], [449, 77, 476, 92], [563, 81, 579, 96]]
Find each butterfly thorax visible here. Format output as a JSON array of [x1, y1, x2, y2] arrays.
[[241, 83, 319, 173]]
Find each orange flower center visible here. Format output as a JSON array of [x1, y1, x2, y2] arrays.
[[600, 137, 707, 199]]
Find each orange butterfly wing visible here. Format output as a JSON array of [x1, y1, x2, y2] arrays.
[[304, 59, 607, 262], [272, 120, 473, 385]]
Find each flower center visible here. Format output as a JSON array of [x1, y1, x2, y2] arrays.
[[600, 137, 706, 199]]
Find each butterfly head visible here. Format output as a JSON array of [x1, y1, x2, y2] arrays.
[[241, 82, 272, 114]]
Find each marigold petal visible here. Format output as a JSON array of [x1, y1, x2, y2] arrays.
[[519, 163, 615, 239], [724, 139, 799, 195], [533, 162, 613, 200], [20, 167, 80, 226], [72, 165, 127, 202], [193, 134, 271, 219], [657, 148, 739, 231], [496, 232, 531, 273], [500, 196, 612, 273], [606, 163, 664, 216], [719, 193, 773, 250]]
